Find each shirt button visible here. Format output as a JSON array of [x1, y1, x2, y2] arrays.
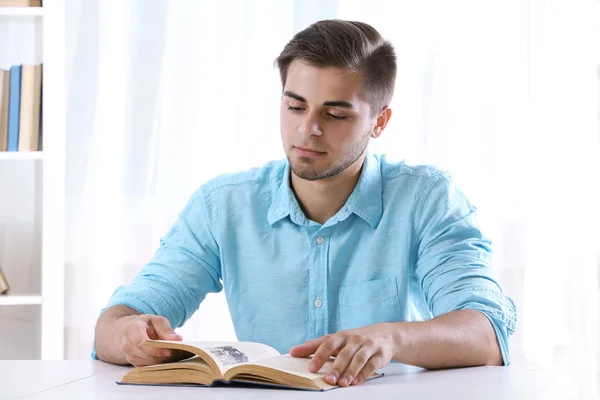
[[314, 298, 322, 308], [316, 236, 324, 245]]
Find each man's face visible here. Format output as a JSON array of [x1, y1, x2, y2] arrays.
[[280, 60, 375, 181]]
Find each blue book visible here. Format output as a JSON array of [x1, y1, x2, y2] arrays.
[[7, 65, 21, 151]]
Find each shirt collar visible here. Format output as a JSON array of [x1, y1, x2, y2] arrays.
[[267, 161, 308, 226], [267, 153, 383, 228]]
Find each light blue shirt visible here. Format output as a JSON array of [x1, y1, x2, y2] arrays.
[[92, 153, 516, 364]]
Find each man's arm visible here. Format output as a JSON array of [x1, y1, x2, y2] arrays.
[[413, 175, 516, 366], [389, 309, 502, 368], [91, 184, 223, 363], [291, 308, 501, 386]]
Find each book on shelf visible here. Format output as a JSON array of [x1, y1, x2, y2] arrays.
[[118, 340, 383, 391], [0, 64, 42, 152], [18, 64, 41, 151], [0, 0, 41, 7], [0, 266, 9, 294], [6, 65, 20, 151]]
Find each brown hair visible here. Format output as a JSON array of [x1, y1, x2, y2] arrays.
[[275, 19, 396, 117]]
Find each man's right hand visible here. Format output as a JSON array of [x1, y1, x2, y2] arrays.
[[95, 305, 190, 366], [117, 314, 185, 367]]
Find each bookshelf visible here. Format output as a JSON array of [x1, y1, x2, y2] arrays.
[[0, 0, 65, 360], [0, 7, 43, 17], [0, 294, 42, 305], [0, 151, 42, 160]]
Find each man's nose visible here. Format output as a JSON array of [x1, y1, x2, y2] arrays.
[[299, 113, 323, 136]]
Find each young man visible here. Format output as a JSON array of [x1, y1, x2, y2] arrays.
[[94, 19, 516, 387]]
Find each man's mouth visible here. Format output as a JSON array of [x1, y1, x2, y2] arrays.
[[294, 146, 326, 157]]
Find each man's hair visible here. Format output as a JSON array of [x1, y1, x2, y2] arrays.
[[275, 19, 397, 117]]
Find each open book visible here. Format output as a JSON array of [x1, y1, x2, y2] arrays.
[[118, 340, 383, 391]]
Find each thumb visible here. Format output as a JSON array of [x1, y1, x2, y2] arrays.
[[289, 335, 329, 358], [148, 316, 183, 341]]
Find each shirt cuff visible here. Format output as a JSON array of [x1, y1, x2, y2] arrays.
[[457, 294, 517, 365]]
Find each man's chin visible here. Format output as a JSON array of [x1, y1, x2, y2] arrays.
[[291, 168, 323, 181], [289, 163, 329, 182], [287, 154, 338, 181]]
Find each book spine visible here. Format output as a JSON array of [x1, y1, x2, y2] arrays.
[[7, 65, 21, 152], [18, 64, 42, 152], [0, 70, 9, 152], [37, 75, 42, 151]]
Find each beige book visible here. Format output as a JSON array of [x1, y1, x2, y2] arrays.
[[0, 0, 41, 6], [0, 69, 9, 151], [119, 340, 383, 391], [0, 267, 9, 294], [18, 64, 42, 152]]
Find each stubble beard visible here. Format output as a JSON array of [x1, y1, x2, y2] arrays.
[[287, 131, 370, 181]]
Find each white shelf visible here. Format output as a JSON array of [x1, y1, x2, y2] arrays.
[[0, 7, 43, 17], [0, 294, 42, 305], [0, 151, 43, 160]]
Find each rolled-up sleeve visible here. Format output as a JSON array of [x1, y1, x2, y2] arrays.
[[91, 183, 223, 358], [414, 175, 517, 365]]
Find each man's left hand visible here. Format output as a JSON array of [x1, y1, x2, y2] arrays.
[[289, 323, 395, 387]]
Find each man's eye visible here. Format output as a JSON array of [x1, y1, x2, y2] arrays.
[[287, 106, 304, 112], [327, 113, 347, 120]]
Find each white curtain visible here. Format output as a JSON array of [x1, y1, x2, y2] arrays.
[[66, 0, 599, 394]]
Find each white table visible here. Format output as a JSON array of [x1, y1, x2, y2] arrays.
[[1, 360, 112, 399], [1, 361, 579, 399]]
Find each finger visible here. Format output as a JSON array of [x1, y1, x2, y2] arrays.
[[350, 376, 362, 386], [120, 321, 149, 354], [125, 353, 165, 367], [121, 336, 170, 360], [289, 335, 331, 358], [123, 336, 187, 364], [135, 346, 191, 365], [337, 345, 375, 387], [136, 339, 175, 359], [122, 321, 171, 359], [324, 335, 364, 386], [147, 316, 183, 341], [309, 335, 345, 376], [121, 337, 164, 366], [355, 355, 384, 385]]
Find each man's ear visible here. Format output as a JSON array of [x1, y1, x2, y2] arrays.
[[370, 107, 392, 139]]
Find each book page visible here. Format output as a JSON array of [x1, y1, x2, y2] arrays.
[[148, 340, 281, 373], [201, 342, 281, 373], [251, 354, 334, 379]]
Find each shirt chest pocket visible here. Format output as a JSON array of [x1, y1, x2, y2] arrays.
[[338, 277, 400, 330]]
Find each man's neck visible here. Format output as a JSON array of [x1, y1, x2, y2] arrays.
[[290, 156, 365, 225]]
